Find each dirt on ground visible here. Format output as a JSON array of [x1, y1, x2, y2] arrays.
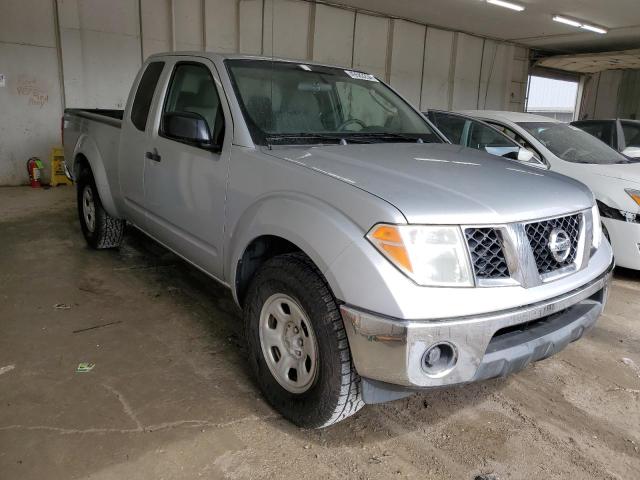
[[0, 186, 639, 480]]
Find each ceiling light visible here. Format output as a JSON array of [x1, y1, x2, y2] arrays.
[[553, 15, 582, 27], [553, 15, 608, 34], [581, 24, 608, 34], [487, 0, 525, 11]]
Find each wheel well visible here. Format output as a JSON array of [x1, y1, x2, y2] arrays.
[[74, 153, 90, 178], [235, 235, 303, 306]]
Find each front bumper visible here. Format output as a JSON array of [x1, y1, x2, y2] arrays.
[[341, 260, 613, 394], [603, 217, 640, 270]]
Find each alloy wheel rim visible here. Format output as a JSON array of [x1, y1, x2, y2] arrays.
[[82, 186, 96, 233], [258, 293, 319, 394]]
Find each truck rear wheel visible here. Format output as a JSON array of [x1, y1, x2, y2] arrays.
[[77, 167, 124, 249], [244, 252, 364, 428]]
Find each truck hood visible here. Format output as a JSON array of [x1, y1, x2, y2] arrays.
[[267, 143, 593, 224]]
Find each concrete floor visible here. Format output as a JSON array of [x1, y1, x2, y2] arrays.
[[0, 186, 639, 480]]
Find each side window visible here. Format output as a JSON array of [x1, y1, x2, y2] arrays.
[[131, 62, 165, 131], [487, 122, 544, 166], [162, 62, 224, 146], [431, 112, 467, 144], [468, 120, 517, 149], [622, 122, 640, 148]]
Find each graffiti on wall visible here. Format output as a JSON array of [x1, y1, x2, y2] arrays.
[[16, 75, 49, 108]]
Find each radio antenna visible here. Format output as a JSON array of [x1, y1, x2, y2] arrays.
[[269, 0, 275, 141]]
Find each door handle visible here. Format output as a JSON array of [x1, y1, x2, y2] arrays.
[[145, 149, 161, 162]]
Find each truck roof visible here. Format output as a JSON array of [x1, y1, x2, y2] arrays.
[[146, 51, 355, 73]]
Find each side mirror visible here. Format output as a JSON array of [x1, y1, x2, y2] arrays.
[[517, 147, 535, 162], [163, 112, 220, 152]]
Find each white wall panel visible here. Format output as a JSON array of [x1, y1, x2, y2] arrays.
[[478, 41, 513, 110], [263, 0, 310, 60], [141, 0, 172, 59], [239, 0, 263, 54], [0, 0, 57, 47], [205, 0, 238, 52], [312, 4, 354, 67], [389, 20, 425, 107], [451, 33, 483, 110], [579, 74, 599, 119], [353, 13, 389, 79], [174, 0, 204, 51], [593, 70, 623, 118], [509, 46, 529, 111], [59, 0, 139, 36], [58, 0, 141, 108], [0, 0, 61, 184], [508, 81, 525, 111], [420, 28, 454, 110]]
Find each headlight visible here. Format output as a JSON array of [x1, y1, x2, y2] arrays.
[[367, 224, 473, 287], [592, 204, 602, 248], [626, 188, 640, 206], [598, 198, 640, 224]]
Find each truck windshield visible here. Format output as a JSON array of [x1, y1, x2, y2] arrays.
[[518, 122, 631, 164], [226, 59, 440, 146]]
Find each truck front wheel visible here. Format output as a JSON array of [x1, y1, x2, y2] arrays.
[[77, 167, 124, 249], [244, 252, 364, 428]]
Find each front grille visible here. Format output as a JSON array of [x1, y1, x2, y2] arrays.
[[465, 228, 509, 279], [525, 214, 581, 275]]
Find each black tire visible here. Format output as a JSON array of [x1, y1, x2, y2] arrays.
[[76, 167, 124, 249], [244, 252, 364, 428]]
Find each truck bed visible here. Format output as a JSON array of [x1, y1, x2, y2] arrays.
[[64, 108, 124, 128], [63, 108, 125, 182]]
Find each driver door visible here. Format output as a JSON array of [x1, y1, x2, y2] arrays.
[[143, 58, 231, 278]]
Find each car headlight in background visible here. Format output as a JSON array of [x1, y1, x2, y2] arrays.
[[367, 224, 473, 287], [597, 197, 640, 224], [625, 188, 640, 207], [592, 203, 602, 248]]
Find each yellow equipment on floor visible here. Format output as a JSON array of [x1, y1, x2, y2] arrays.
[[50, 146, 72, 187]]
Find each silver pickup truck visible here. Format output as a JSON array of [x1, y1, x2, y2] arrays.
[[63, 52, 614, 428]]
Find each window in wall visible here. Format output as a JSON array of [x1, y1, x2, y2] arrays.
[[525, 76, 579, 122]]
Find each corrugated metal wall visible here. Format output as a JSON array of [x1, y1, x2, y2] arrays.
[[579, 69, 640, 120], [0, 0, 530, 185]]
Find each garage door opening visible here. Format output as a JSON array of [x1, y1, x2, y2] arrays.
[[525, 76, 579, 122]]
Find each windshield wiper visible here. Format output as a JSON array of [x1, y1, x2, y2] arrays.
[[264, 133, 375, 147], [347, 132, 431, 143]]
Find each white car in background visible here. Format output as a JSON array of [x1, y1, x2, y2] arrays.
[[460, 111, 640, 270]]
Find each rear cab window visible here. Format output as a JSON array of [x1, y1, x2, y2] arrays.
[[131, 62, 165, 131]]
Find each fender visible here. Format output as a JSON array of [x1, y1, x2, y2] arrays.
[[73, 134, 121, 218], [226, 192, 369, 304]]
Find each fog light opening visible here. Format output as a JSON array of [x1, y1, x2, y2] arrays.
[[422, 342, 457, 377]]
